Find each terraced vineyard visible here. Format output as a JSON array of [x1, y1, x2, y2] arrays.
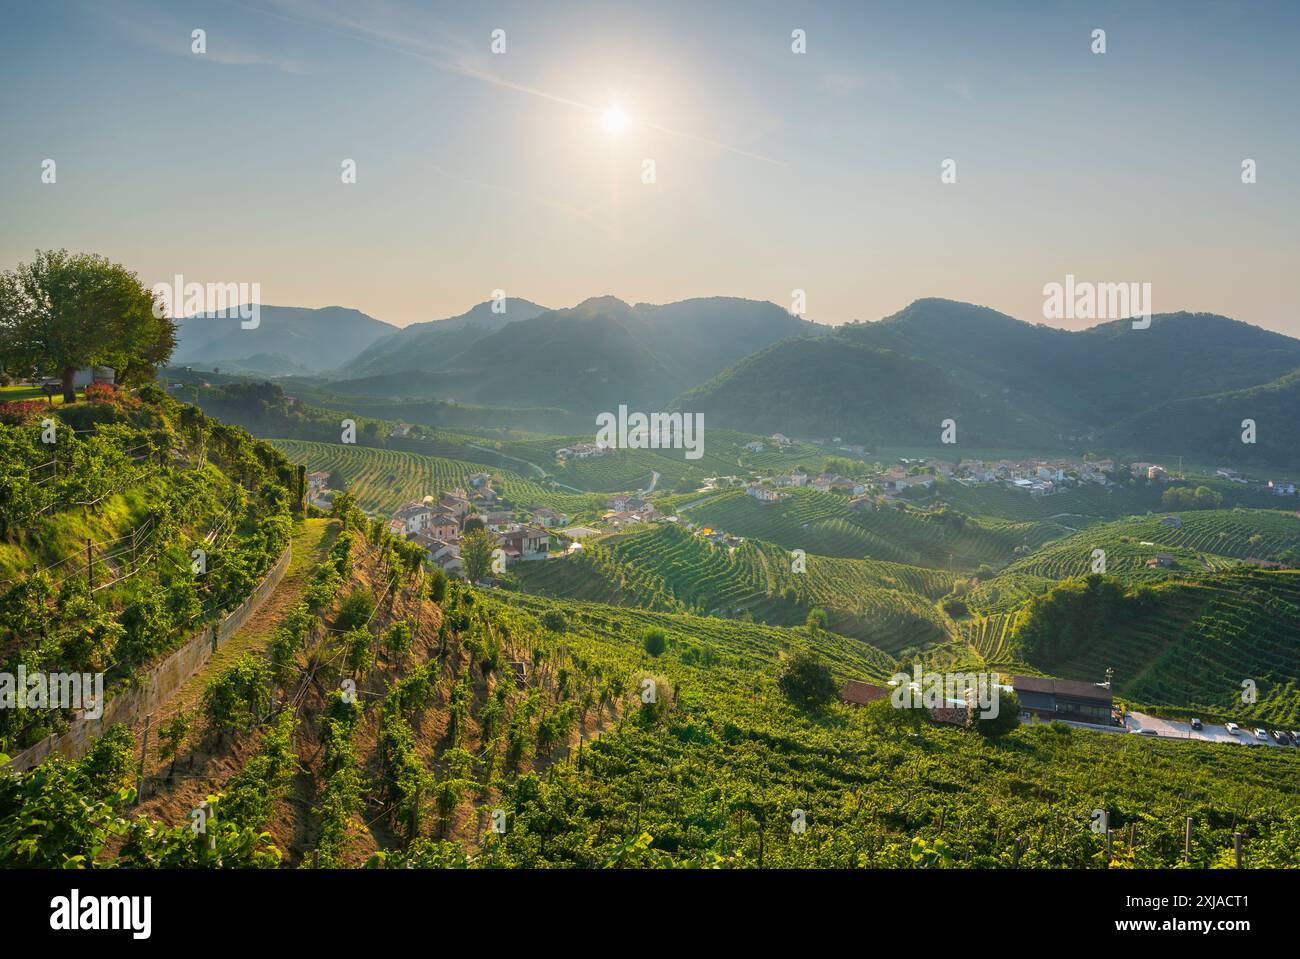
[[962, 612, 1020, 665], [967, 509, 1297, 611], [501, 437, 736, 492], [514, 524, 956, 653], [1037, 570, 1300, 726], [935, 477, 1280, 523], [681, 488, 1030, 570], [270, 440, 594, 516]]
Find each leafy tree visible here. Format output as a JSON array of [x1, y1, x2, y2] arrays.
[[428, 567, 449, 604], [642, 627, 667, 657], [777, 649, 837, 708], [0, 250, 175, 402], [973, 688, 1021, 739], [461, 528, 496, 583]]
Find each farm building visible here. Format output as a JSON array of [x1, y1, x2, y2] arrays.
[[1011, 676, 1113, 724], [839, 679, 890, 705]]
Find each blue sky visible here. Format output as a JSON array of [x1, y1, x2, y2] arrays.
[[1, 0, 1297, 332]]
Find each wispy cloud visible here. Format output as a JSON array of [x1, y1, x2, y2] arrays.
[[95, 0, 305, 73]]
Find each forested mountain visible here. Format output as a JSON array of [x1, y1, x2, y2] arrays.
[[174, 305, 396, 374], [676, 299, 1300, 464], [334, 295, 814, 414], [341, 298, 552, 378]]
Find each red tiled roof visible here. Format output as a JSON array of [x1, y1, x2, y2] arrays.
[[840, 679, 889, 705]]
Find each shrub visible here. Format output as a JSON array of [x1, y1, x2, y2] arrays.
[[642, 627, 666, 657], [777, 649, 837, 708]]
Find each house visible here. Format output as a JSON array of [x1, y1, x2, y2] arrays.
[[439, 490, 471, 521], [427, 515, 460, 543], [771, 433, 791, 447], [495, 526, 549, 563], [746, 483, 782, 503], [849, 494, 875, 511], [789, 468, 809, 487], [557, 442, 613, 459], [840, 679, 889, 705], [390, 423, 412, 438], [411, 533, 462, 572], [1146, 552, 1176, 569], [393, 502, 433, 535], [1159, 515, 1182, 528], [1011, 676, 1113, 724], [1147, 465, 1168, 482], [468, 471, 491, 488], [529, 506, 568, 527], [743, 441, 765, 453], [1269, 480, 1296, 496], [482, 510, 514, 529], [1242, 557, 1285, 569], [306, 471, 331, 494]]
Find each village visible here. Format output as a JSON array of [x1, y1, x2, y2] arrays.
[[732, 433, 1298, 508]]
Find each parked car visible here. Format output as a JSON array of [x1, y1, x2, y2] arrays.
[[1225, 722, 1240, 735], [1254, 728, 1269, 741], [1270, 730, 1290, 745], [1291, 731, 1300, 745], [1131, 728, 1158, 736], [1190, 718, 1203, 731]]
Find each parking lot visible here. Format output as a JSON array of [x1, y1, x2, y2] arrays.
[[1025, 709, 1297, 747]]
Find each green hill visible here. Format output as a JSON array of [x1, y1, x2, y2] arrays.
[[513, 524, 956, 652], [0, 386, 297, 752], [679, 488, 1032, 570], [676, 299, 1300, 466]]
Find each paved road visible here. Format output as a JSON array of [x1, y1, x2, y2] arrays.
[[1126, 711, 1294, 747], [1028, 710, 1296, 748]]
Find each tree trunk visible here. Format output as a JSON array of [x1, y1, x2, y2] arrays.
[[61, 366, 77, 404]]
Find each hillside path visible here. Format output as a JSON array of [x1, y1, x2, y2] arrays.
[[137, 518, 337, 745]]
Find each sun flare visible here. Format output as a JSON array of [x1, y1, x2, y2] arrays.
[[599, 107, 630, 135]]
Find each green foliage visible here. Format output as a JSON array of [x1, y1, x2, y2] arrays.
[[202, 654, 274, 737], [461, 528, 496, 583], [1163, 485, 1224, 510], [777, 648, 837, 708], [642, 627, 666, 657]]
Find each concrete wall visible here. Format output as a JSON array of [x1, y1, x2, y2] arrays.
[[5, 544, 292, 772]]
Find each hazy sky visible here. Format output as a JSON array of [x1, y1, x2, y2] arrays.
[[2, 0, 1297, 333]]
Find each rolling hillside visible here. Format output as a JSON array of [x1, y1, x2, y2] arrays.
[[678, 488, 1034, 570], [174, 305, 396, 374], [513, 524, 956, 652], [677, 299, 1300, 465], [268, 439, 594, 516]]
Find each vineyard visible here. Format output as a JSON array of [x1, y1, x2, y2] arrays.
[[1037, 570, 1300, 726], [269, 439, 594, 517], [967, 509, 1298, 611], [680, 488, 1029, 569], [0, 387, 298, 753], [516, 525, 958, 653], [933, 477, 1281, 524]]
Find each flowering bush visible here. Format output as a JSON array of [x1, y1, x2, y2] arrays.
[[0, 400, 45, 426], [83, 383, 138, 407]]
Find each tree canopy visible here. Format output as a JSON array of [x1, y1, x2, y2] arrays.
[[0, 250, 175, 401]]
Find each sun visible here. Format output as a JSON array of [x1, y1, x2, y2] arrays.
[[599, 107, 630, 135]]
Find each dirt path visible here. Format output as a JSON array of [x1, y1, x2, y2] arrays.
[[137, 518, 337, 763]]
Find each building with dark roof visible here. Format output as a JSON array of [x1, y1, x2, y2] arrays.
[[1011, 675, 1113, 724]]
